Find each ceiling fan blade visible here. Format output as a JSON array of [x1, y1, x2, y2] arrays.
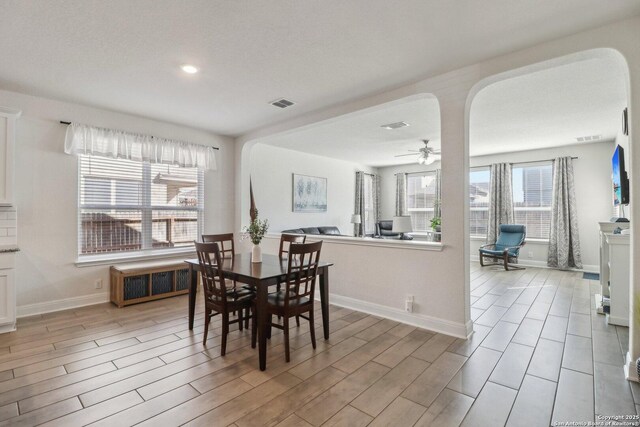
[[394, 153, 418, 157]]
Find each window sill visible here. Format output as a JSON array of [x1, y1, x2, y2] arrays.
[[75, 247, 196, 268], [266, 234, 444, 251]]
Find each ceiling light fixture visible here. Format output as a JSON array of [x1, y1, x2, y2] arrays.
[[181, 64, 199, 74], [417, 152, 436, 165]]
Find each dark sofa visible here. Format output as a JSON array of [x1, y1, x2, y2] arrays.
[[281, 226, 343, 236], [374, 220, 414, 240]]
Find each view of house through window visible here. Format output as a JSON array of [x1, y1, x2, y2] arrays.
[[512, 162, 553, 239], [469, 162, 553, 240], [406, 172, 438, 232], [469, 168, 490, 236], [78, 155, 204, 256]]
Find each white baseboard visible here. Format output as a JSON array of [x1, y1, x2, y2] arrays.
[[325, 293, 471, 339], [471, 255, 599, 273], [17, 293, 110, 318]]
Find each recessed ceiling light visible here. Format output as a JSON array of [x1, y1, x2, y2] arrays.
[[181, 64, 199, 74], [381, 121, 410, 130]]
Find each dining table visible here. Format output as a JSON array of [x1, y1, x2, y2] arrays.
[[185, 253, 333, 370]]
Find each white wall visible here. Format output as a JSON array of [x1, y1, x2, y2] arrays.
[[466, 141, 615, 271], [236, 18, 640, 343], [249, 143, 376, 234], [0, 89, 235, 313], [378, 161, 441, 220]]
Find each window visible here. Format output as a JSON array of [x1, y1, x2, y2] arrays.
[[362, 174, 376, 235], [78, 155, 204, 256], [512, 163, 553, 239], [470, 162, 553, 240], [469, 168, 490, 237], [406, 172, 438, 232]]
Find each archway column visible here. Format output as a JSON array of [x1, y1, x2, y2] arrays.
[[433, 91, 473, 331]]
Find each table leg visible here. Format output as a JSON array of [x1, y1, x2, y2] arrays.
[[319, 267, 330, 339], [257, 282, 268, 371], [188, 264, 197, 330]]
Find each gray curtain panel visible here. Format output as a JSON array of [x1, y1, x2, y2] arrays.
[[372, 174, 381, 225], [548, 157, 583, 269], [487, 163, 514, 244], [354, 171, 364, 236], [395, 173, 407, 216], [434, 168, 442, 218]]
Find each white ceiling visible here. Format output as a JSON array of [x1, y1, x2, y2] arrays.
[[0, 1, 639, 136], [259, 54, 627, 166], [470, 55, 628, 157], [258, 95, 442, 167]]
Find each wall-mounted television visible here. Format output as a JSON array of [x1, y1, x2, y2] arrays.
[[612, 144, 630, 206]]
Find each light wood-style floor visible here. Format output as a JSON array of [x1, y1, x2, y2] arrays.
[[0, 264, 638, 426]]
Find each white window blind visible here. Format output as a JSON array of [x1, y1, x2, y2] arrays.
[[406, 172, 437, 232], [512, 162, 553, 239], [78, 155, 204, 256], [469, 168, 490, 237]]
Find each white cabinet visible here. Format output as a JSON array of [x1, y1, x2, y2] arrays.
[[604, 233, 630, 326], [0, 253, 16, 333], [0, 106, 19, 334], [598, 221, 630, 300], [0, 106, 20, 206]]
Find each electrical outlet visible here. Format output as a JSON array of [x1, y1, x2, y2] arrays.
[[527, 251, 534, 259], [405, 300, 413, 313], [405, 295, 414, 313], [94, 279, 103, 289]]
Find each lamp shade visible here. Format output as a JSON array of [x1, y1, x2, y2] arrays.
[[392, 216, 413, 233], [350, 214, 362, 224]]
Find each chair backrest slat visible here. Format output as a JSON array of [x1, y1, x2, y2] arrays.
[[195, 241, 228, 308], [202, 233, 235, 259], [283, 241, 322, 308], [279, 233, 306, 259]]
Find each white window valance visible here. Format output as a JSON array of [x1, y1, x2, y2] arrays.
[[64, 123, 218, 170]]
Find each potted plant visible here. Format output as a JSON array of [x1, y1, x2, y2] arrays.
[[244, 211, 269, 263], [430, 217, 441, 232]]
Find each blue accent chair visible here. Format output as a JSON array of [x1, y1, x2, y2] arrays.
[[479, 224, 527, 270]]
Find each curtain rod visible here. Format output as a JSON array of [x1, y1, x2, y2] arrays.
[[393, 156, 578, 175], [471, 156, 577, 169], [59, 121, 220, 151], [394, 170, 438, 176]]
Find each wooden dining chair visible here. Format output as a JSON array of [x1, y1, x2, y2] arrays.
[[202, 233, 235, 258], [195, 241, 256, 355], [277, 233, 307, 323], [265, 241, 323, 362], [279, 233, 306, 259], [202, 233, 254, 324]]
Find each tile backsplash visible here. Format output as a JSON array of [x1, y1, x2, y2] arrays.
[[0, 207, 17, 245]]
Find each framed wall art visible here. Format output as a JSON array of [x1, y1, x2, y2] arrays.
[[292, 174, 327, 212]]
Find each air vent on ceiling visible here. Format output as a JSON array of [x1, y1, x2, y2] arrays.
[[270, 98, 296, 108], [381, 121, 410, 130], [576, 134, 602, 142]]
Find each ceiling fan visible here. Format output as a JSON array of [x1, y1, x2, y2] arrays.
[[394, 139, 441, 165]]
